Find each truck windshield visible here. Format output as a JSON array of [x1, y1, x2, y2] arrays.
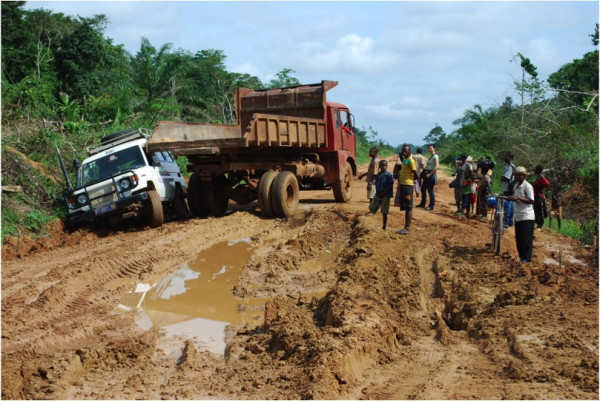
[[80, 146, 146, 186]]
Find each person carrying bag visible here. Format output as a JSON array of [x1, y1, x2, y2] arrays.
[[417, 144, 439, 210]]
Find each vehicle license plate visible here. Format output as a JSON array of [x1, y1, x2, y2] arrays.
[[95, 204, 117, 216]]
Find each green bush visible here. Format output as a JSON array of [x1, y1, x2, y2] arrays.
[[545, 216, 598, 245]]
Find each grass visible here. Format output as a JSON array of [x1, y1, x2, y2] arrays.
[[542, 216, 598, 245], [1, 196, 61, 241]]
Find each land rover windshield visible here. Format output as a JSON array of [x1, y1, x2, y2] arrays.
[[80, 146, 146, 187]]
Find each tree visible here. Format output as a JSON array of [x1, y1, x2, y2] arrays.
[[54, 16, 108, 100], [590, 23, 598, 46], [132, 37, 185, 111], [512, 52, 545, 130], [268, 68, 301, 88], [2, 1, 30, 83], [423, 124, 446, 145], [548, 50, 599, 110]]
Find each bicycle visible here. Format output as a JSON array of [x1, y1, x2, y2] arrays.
[[487, 195, 507, 255]]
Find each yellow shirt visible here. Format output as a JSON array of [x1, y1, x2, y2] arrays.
[[400, 157, 417, 186]]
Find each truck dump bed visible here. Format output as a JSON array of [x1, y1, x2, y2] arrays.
[[147, 81, 338, 155]]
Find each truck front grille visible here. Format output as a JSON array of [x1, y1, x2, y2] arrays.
[[88, 184, 119, 207]]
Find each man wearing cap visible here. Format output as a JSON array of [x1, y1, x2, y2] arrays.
[[506, 166, 535, 263]]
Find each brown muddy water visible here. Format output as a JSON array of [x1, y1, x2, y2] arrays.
[[118, 238, 264, 356], [117, 236, 343, 357]]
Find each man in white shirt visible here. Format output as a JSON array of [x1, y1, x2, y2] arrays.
[[506, 166, 535, 263]]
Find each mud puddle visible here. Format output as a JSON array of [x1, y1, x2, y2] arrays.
[[118, 238, 264, 356]]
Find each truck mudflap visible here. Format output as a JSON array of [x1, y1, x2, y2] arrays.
[[68, 192, 149, 226]]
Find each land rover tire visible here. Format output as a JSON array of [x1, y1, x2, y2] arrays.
[[271, 171, 300, 218], [333, 162, 353, 202], [257, 170, 278, 217], [146, 189, 164, 228]]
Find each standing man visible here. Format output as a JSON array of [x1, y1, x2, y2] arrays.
[[501, 151, 516, 228], [397, 144, 418, 235], [533, 165, 550, 230], [507, 166, 535, 263], [412, 148, 426, 197], [417, 144, 439, 210], [454, 153, 472, 215], [358, 147, 379, 210]]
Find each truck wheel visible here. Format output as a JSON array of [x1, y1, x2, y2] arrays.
[[258, 171, 278, 217], [172, 187, 192, 219], [271, 171, 300, 218], [188, 173, 208, 217], [205, 181, 229, 217], [333, 162, 354, 202], [147, 189, 164, 228]]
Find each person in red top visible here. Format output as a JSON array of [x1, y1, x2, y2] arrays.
[[533, 165, 550, 229]]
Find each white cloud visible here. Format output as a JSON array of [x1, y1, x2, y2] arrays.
[[290, 34, 396, 73]]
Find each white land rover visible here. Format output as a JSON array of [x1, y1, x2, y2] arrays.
[[63, 129, 190, 228]]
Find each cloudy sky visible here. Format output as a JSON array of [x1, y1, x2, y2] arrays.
[[24, 1, 598, 146]]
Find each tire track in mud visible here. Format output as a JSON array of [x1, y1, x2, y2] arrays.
[[2, 214, 278, 356]]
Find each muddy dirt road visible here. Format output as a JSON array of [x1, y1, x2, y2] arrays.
[[2, 166, 598, 399]]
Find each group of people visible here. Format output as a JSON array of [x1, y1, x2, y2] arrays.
[[358, 144, 439, 234], [359, 146, 563, 265]]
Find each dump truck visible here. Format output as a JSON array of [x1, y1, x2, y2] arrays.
[[146, 80, 357, 218]]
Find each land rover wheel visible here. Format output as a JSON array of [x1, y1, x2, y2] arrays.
[[172, 186, 192, 219], [146, 189, 164, 228], [333, 162, 353, 202], [271, 171, 300, 218], [257, 171, 278, 217]]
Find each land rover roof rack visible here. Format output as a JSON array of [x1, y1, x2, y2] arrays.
[[86, 128, 150, 156]]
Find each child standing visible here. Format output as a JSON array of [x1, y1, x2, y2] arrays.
[[549, 183, 563, 230], [367, 159, 394, 230]]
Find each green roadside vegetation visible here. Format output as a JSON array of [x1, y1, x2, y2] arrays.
[[1, 3, 597, 246]]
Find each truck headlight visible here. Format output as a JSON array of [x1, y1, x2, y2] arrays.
[[76, 194, 88, 205], [119, 178, 131, 190]]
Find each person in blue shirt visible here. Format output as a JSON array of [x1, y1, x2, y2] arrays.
[[367, 159, 395, 230]]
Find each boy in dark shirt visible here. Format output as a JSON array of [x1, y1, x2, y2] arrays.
[[367, 159, 394, 230]]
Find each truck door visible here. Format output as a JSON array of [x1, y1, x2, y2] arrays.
[[336, 109, 355, 151]]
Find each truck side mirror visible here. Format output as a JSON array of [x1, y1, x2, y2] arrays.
[[73, 158, 81, 169]]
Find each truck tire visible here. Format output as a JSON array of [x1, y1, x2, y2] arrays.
[[271, 171, 300, 218], [147, 189, 164, 228], [187, 173, 208, 217], [205, 180, 229, 217], [172, 186, 192, 219], [258, 171, 278, 217], [100, 129, 137, 144], [333, 162, 354, 202]]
